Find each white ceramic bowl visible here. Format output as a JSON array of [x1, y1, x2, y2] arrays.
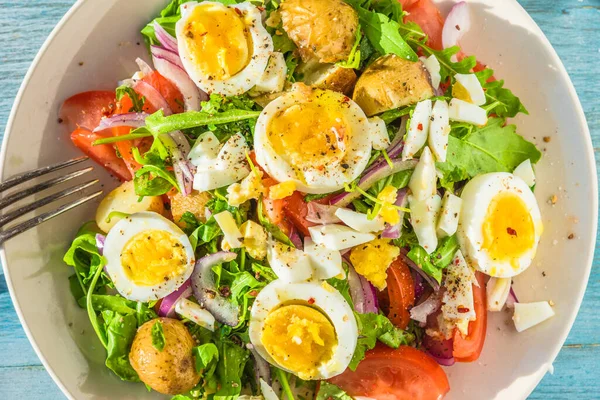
[[1, 0, 596, 399]]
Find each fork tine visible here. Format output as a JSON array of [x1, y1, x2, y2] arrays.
[[0, 179, 99, 228], [0, 166, 94, 209], [0, 190, 103, 246], [0, 156, 89, 193]]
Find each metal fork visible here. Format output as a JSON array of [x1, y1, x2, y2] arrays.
[[0, 156, 103, 245]]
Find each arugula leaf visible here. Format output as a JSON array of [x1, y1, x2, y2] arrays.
[[257, 197, 295, 247], [140, 0, 193, 46], [151, 320, 166, 351], [214, 340, 250, 400], [370, 0, 404, 22], [189, 217, 223, 251], [102, 310, 140, 381], [336, 29, 362, 69], [327, 267, 353, 307], [134, 165, 178, 197], [407, 40, 476, 83], [406, 245, 443, 283], [115, 85, 145, 113], [135, 302, 158, 326], [379, 104, 414, 124], [80, 294, 136, 314], [345, 0, 418, 61], [349, 312, 413, 370], [179, 211, 201, 235], [316, 382, 354, 400], [193, 343, 219, 376], [146, 109, 261, 136], [475, 68, 528, 118], [439, 117, 542, 179], [431, 235, 459, 269]]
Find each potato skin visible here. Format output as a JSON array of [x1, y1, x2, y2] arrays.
[[352, 55, 435, 116], [168, 189, 211, 228], [280, 0, 359, 63], [129, 318, 200, 395], [298, 60, 357, 95], [95, 180, 164, 233]]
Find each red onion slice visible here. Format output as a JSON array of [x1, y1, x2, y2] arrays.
[[400, 249, 440, 292], [93, 112, 149, 133], [423, 334, 455, 366], [330, 160, 417, 208], [442, 1, 471, 49], [190, 251, 239, 326], [306, 202, 341, 224], [136, 58, 154, 76], [132, 79, 172, 115], [151, 46, 206, 111], [381, 188, 408, 239], [95, 234, 105, 255], [158, 280, 192, 317], [387, 117, 407, 159], [347, 261, 378, 314], [506, 287, 519, 309], [410, 291, 442, 324], [164, 130, 194, 196], [153, 21, 178, 53], [288, 225, 304, 250]]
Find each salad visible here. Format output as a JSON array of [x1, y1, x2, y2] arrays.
[[59, 0, 555, 399]]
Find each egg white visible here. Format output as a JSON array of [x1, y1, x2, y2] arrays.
[[249, 280, 358, 379], [457, 172, 543, 278], [176, 1, 273, 96], [104, 212, 195, 302], [254, 87, 372, 194]]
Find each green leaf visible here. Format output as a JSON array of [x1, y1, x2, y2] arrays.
[[115, 85, 145, 113], [336, 29, 362, 69], [189, 217, 223, 251], [439, 117, 542, 179], [408, 40, 476, 83], [349, 312, 413, 370], [257, 197, 295, 247], [133, 165, 178, 196], [140, 0, 193, 46], [370, 0, 404, 22], [102, 310, 140, 381], [316, 382, 354, 400], [80, 295, 137, 315], [193, 343, 219, 375], [146, 109, 261, 136], [179, 211, 201, 235], [431, 235, 459, 269], [135, 302, 158, 326], [476, 69, 529, 118], [151, 320, 166, 351], [327, 265, 352, 306], [379, 104, 414, 124], [214, 340, 250, 400], [406, 245, 442, 283]]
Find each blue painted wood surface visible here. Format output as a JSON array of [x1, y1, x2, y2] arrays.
[[0, 0, 598, 398]]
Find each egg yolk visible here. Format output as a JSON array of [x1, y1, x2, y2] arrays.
[[120, 230, 188, 286], [267, 91, 350, 172], [481, 193, 535, 267], [452, 81, 473, 103], [349, 238, 400, 290], [181, 3, 252, 80], [261, 304, 337, 380]]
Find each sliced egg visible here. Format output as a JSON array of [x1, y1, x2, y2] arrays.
[[453, 73, 486, 106], [458, 172, 543, 277], [254, 84, 373, 194], [513, 159, 536, 187], [437, 191, 462, 238], [409, 194, 442, 254], [334, 208, 385, 233], [448, 98, 487, 126], [428, 100, 450, 162], [103, 212, 195, 302], [267, 240, 314, 283], [368, 116, 391, 151], [402, 99, 432, 160], [176, 1, 273, 96], [513, 301, 555, 332], [249, 280, 358, 380], [308, 224, 375, 251], [442, 250, 476, 325], [304, 238, 344, 280]]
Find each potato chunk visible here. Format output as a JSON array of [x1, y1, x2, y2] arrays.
[[352, 54, 435, 116], [298, 59, 357, 95], [169, 189, 212, 228], [129, 318, 200, 395], [95, 180, 164, 233], [280, 0, 359, 63]]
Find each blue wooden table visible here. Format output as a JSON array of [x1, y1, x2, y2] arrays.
[[0, 0, 598, 398]]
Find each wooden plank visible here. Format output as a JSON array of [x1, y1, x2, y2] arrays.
[[0, 365, 64, 399]]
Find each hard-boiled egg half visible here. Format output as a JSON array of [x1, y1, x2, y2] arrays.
[[104, 212, 195, 302], [458, 172, 543, 278], [176, 1, 274, 96], [254, 84, 373, 194], [249, 279, 358, 380]]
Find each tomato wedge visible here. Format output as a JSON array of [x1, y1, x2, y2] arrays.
[[378, 257, 415, 329], [142, 71, 185, 113], [329, 345, 450, 400], [70, 128, 132, 181], [403, 0, 445, 50], [452, 271, 487, 362], [59, 91, 116, 132]]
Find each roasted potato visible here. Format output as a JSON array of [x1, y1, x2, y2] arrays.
[[95, 180, 164, 233], [280, 0, 359, 63], [168, 189, 211, 228], [352, 54, 435, 116], [129, 318, 200, 395], [297, 59, 357, 95]]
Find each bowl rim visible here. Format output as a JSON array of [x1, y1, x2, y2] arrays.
[[0, 1, 596, 399]]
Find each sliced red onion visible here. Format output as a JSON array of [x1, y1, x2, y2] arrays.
[[153, 21, 179, 53], [93, 112, 149, 133], [400, 250, 440, 292], [136, 57, 154, 76], [158, 280, 192, 317], [347, 262, 378, 314], [381, 188, 408, 239], [166, 130, 194, 196], [330, 159, 417, 208], [410, 291, 442, 324], [305, 202, 341, 224], [95, 234, 105, 255], [132, 79, 172, 115], [423, 334, 455, 366], [506, 287, 519, 309], [151, 45, 206, 111], [190, 251, 239, 326], [442, 2, 471, 49], [247, 343, 272, 386], [288, 225, 303, 250], [387, 117, 407, 159], [412, 270, 425, 301]]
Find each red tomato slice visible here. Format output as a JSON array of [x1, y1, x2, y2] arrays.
[[379, 257, 415, 329], [404, 0, 445, 50], [452, 271, 487, 362], [329, 345, 450, 400], [261, 178, 292, 235], [142, 71, 185, 114], [282, 191, 313, 236], [70, 128, 132, 181], [59, 91, 116, 132]]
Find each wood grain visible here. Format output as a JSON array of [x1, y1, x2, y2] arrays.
[[0, 0, 598, 398]]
